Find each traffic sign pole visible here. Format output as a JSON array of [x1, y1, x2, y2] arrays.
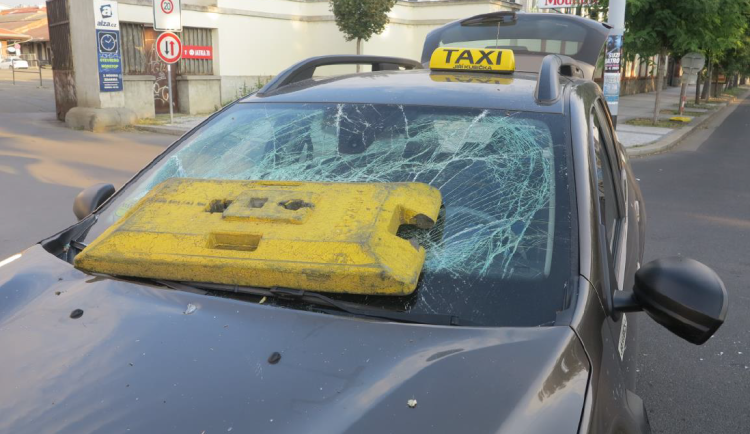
[[155, 31, 182, 124], [680, 83, 687, 115], [167, 64, 174, 124]]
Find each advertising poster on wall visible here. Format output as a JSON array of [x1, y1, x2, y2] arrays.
[[603, 34, 622, 115], [94, 0, 123, 92]]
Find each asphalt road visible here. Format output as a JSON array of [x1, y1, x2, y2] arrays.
[[0, 72, 748, 433], [0, 71, 173, 255], [632, 95, 750, 434]]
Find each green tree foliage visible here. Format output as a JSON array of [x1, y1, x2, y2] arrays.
[[709, 0, 750, 92], [587, 0, 609, 21], [624, 0, 750, 121], [330, 0, 397, 55], [723, 27, 750, 77]]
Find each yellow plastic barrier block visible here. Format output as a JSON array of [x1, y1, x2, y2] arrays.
[[75, 178, 442, 296]]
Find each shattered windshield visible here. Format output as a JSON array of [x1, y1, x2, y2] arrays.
[[88, 102, 574, 327]]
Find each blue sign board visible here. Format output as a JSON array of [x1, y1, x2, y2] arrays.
[[96, 28, 123, 92]]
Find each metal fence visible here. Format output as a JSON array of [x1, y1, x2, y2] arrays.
[[121, 22, 148, 75]]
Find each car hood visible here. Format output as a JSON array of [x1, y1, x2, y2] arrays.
[[0, 246, 590, 434]]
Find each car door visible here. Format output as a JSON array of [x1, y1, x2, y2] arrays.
[[590, 99, 639, 389]]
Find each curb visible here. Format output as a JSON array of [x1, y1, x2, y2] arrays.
[[626, 91, 749, 157], [133, 124, 189, 136]]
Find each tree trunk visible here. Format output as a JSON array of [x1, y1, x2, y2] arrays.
[[701, 59, 712, 100], [356, 38, 362, 73], [713, 68, 721, 98], [652, 49, 667, 124], [714, 68, 726, 98], [695, 70, 702, 105]]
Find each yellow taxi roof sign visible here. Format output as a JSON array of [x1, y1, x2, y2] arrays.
[[430, 47, 515, 74]]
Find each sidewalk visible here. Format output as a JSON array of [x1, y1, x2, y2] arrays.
[[615, 84, 723, 149], [617, 84, 748, 156], [135, 83, 746, 156]]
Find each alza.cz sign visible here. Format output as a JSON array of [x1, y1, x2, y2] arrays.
[[537, 0, 598, 8]]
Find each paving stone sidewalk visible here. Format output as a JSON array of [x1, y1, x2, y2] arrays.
[[615, 84, 724, 149]]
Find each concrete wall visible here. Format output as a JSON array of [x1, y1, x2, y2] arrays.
[[220, 75, 272, 104], [177, 75, 221, 114], [68, 0, 101, 108], [123, 75, 156, 118]]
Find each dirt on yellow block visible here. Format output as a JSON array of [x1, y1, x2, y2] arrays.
[[74, 178, 442, 295]]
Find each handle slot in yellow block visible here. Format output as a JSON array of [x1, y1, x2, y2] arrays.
[[207, 232, 262, 252]]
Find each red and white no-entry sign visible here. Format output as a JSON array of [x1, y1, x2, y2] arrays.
[[156, 32, 182, 64]]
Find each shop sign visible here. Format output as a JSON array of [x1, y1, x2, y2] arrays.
[[94, 0, 122, 92], [182, 45, 213, 60], [537, 0, 598, 8]]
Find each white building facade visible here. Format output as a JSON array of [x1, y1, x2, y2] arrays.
[[55, 0, 522, 129]]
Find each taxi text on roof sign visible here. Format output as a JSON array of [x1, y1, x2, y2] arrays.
[[74, 178, 442, 296], [430, 47, 515, 74]]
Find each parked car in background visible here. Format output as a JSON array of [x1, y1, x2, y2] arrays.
[[0, 56, 29, 70]]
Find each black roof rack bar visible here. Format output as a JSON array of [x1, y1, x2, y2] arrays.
[[535, 54, 586, 104], [257, 55, 423, 96]]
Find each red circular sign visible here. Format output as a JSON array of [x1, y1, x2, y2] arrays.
[[161, 0, 174, 14], [156, 32, 182, 64]]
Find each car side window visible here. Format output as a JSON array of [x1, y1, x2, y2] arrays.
[[594, 101, 625, 204], [591, 109, 621, 255]]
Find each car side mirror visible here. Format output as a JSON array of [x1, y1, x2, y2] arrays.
[[614, 257, 727, 345], [73, 183, 115, 221]]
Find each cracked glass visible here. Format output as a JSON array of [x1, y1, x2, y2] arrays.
[[88, 102, 574, 327]]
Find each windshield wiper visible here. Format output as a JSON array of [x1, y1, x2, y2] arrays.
[[269, 287, 468, 326], [168, 280, 470, 326], [102, 275, 471, 326]]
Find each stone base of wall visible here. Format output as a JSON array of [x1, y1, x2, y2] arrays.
[[65, 107, 137, 132], [177, 75, 222, 115]]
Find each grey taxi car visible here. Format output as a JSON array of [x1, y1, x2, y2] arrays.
[[0, 12, 727, 434]]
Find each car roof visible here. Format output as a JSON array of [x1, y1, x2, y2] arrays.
[[242, 68, 571, 115]]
